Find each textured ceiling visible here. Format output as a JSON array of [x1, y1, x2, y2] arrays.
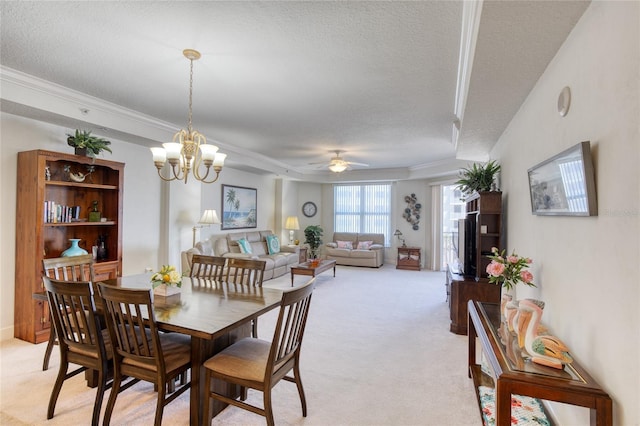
[[0, 1, 589, 181]]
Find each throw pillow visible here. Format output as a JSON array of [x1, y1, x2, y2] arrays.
[[336, 240, 353, 249], [237, 238, 252, 254], [265, 235, 280, 255], [357, 240, 373, 250]]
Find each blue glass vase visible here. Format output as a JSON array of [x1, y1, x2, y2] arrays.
[[61, 238, 88, 257]]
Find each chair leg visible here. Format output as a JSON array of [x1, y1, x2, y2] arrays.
[[252, 318, 258, 338], [47, 358, 68, 419], [42, 325, 56, 371], [154, 379, 166, 426], [241, 386, 248, 401], [91, 370, 107, 426], [293, 362, 307, 417], [103, 368, 122, 426], [264, 388, 275, 426]]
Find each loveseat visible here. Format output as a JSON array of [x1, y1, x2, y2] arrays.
[[181, 230, 299, 281], [324, 232, 384, 267]]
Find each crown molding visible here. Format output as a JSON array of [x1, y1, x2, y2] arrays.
[[452, 0, 483, 149]]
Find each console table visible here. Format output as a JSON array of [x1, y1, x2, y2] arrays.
[[468, 301, 612, 426]]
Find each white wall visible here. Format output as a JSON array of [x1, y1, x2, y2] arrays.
[[491, 2, 639, 424], [197, 167, 278, 244], [0, 113, 163, 340], [395, 180, 431, 268]]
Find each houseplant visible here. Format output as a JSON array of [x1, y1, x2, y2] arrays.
[[67, 129, 112, 158], [303, 225, 323, 260], [455, 160, 501, 197]]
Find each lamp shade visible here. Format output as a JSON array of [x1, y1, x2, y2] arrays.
[[198, 209, 220, 225], [285, 216, 300, 230]]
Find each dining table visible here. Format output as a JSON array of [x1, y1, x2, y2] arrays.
[[99, 274, 284, 426]]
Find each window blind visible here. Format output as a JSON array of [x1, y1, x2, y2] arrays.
[[334, 184, 391, 246]]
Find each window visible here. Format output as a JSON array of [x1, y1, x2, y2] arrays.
[[441, 184, 466, 269], [334, 183, 391, 246]]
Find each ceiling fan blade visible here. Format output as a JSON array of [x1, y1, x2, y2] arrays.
[[347, 161, 369, 167]]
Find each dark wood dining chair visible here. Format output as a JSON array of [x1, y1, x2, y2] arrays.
[[225, 257, 266, 287], [225, 257, 267, 337], [43, 276, 127, 426], [41, 254, 95, 371], [190, 254, 226, 280], [202, 278, 315, 426], [97, 283, 191, 426]]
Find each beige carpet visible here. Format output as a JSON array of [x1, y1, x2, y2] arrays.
[[0, 264, 480, 425]]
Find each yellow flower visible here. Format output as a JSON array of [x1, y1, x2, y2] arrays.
[[151, 265, 182, 288]]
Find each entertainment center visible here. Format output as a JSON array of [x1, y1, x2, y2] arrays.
[[445, 191, 502, 335]]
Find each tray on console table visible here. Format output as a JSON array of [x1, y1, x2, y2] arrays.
[[467, 301, 612, 426]]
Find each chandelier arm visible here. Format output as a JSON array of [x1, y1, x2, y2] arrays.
[[192, 162, 210, 181], [198, 169, 222, 184], [156, 167, 179, 182]]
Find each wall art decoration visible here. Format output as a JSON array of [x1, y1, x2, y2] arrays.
[[527, 141, 597, 216], [403, 193, 421, 230], [221, 184, 257, 229]]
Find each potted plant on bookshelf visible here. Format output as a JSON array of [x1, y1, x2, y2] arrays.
[[67, 129, 112, 158], [303, 225, 323, 263], [455, 160, 501, 198]]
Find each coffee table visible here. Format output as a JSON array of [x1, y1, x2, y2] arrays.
[[290, 259, 336, 286]]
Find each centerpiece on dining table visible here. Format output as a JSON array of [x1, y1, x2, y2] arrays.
[[150, 265, 182, 297]]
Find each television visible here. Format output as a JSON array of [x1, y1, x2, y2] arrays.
[[527, 141, 598, 216], [457, 217, 476, 276]]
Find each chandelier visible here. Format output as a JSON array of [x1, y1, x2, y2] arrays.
[[150, 49, 226, 184]]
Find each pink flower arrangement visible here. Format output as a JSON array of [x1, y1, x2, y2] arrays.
[[486, 247, 535, 290]]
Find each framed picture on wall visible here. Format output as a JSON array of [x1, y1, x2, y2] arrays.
[[221, 184, 257, 229], [527, 141, 597, 216]]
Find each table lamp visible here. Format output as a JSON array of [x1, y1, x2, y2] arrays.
[[394, 229, 406, 247], [285, 216, 300, 245], [192, 209, 220, 246]]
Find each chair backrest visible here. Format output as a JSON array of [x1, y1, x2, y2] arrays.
[[225, 258, 266, 286], [266, 278, 315, 379], [43, 276, 107, 361], [43, 255, 95, 282], [190, 254, 226, 280], [97, 283, 165, 379]]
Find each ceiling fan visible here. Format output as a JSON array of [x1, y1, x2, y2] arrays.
[[310, 150, 369, 173]]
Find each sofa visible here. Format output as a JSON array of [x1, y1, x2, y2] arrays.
[[324, 232, 384, 267], [181, 230, 300, 281]]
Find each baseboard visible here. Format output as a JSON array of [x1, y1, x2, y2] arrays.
[[0, 325, 15, 342]]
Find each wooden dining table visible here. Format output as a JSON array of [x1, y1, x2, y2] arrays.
[[99, 274, 284, 426]]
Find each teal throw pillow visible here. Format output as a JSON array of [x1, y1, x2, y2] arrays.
[[237, 238, 252, 254], [266, 235, 280, 255]]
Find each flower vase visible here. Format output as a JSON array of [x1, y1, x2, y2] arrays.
[[61, 238, 88, 257], [153, 284, 181, 297]]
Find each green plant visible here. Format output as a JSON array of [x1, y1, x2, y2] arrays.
[[454, 160, 501, 197], [303, 225, 324, 259], [67, 129, 112, 158]]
